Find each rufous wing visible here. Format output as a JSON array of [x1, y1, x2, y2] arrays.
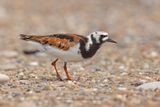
[[20, 34, 86, 50]]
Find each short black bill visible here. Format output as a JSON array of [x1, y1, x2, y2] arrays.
[[106, 38, 117, 43]]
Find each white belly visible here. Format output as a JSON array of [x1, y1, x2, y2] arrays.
[[44, 43, 83, 62]]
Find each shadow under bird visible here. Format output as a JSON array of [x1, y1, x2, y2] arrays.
[[20, 31, 117, 81]]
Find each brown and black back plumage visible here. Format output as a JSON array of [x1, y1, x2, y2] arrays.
[[20, 34, 87, 50]]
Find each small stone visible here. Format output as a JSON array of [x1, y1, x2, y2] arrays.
[[116, 94, 126, 101], [103, 79, 108, 83], [79, 66, 85, 71], [19, 80, 30, 85], [0, 50, 18, 58], [66, 99, 73, 103], [0, 73, 9, 83], [19, 72, 24, 76], [0, 63, 17, 70], [143, 63, 149, 69], [92, 88, 98, 92], [0, 6, 8, 19], [139, 79, 147, 83], [12, 92, 21, 97], [100, 83, 106, 87], [43, 85, 51, 91], [119, 65, 125, 70], [67, 80, 75, 85], [136, 82, 160, 90], [100, 60, 106, 65], [120, 72, 128, 76], [150, 51, 158, 57], [17, 101, 37, 107], [29, 61, 39, 66], [117, 86, 127, 91], [86, 65, 102, 72]]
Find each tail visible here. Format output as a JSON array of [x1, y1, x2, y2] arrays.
[[20, 34, 32, 40]]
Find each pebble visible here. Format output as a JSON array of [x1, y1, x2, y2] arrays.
[[136, 82, 160, 90], [100, 60, 106, 65], [120, 72, 128, 76], [67, 80, 75, 85], [118, 65, 125, 70], [29, 61, 39, 66], [0, 63, 17, 70], [19, 80, 30, 85], [92, 88, 98, 92], [17, 101, 37, 107], [150, 51, 158, 57], [0, 6, 8, 19], [139, 79, 147, 83], [103, 79, 109, 83], [0, 73, 9, 83], [117, 86, 127, 91], [0, 50, 18, 58], [86, 65, 102, 72], [143, 63, 150, 69]]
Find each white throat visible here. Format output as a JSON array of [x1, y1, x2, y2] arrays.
[[85, 35, 93, 51]]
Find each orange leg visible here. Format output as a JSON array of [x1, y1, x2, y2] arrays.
[[64, 62, 72, 80], [51, 58, 62, 81]]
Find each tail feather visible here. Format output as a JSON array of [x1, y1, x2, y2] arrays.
[[20, 34, 32, 40]]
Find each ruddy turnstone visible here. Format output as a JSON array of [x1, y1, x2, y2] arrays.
[[20, 31, 117, 81]]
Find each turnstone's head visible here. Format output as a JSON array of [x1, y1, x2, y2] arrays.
[[89, 31, 117, 44]]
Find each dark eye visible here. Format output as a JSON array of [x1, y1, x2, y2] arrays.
[[101, 35, 107, 37]]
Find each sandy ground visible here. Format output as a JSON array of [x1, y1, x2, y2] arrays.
[[0, 0, 160, 107]]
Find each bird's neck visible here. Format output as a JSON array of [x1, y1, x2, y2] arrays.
[[79, 35, 101, 58]]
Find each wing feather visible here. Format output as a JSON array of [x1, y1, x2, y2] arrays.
[[20, 34, 87, 50]]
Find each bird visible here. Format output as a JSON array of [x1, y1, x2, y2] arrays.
[[20, 31, 117, 81]]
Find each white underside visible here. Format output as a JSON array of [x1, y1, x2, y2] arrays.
[[27, 41, 83, 62]]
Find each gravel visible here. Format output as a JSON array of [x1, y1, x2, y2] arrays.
[[0, 73, 9, 83], [0, 50, 18, 58], [0, 0, 160, 107], [0, 63, 17, 70], [136, 82, 160, 90]]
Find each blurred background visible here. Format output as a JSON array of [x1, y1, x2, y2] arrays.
[[0, 0, 160, 107], [0, 0, 159, 49]]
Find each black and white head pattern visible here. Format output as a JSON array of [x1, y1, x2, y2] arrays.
[[85, 31, 109, 51]]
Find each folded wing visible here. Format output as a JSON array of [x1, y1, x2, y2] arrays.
[[20, 34, 86, 50]]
